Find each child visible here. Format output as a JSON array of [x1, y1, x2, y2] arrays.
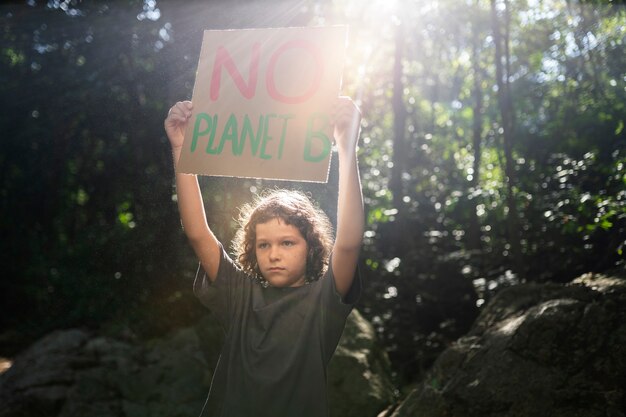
[[164, 97, 364, 417]]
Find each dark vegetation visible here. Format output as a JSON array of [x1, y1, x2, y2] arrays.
[[1, 0, 624, 389]]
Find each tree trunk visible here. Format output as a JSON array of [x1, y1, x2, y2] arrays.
[[490, 0, 524, 278], [390, 19, 407, 212], [467, 1, 484, 252]]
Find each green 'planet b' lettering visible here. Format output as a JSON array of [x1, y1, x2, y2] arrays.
[[260, 114, 277, 160], [190, 113, 217, 153], [241, 115, 264, 156], [259, 114, 296, 160], [215, 113, 240, 155], [276, 114, 295, 160], [303, 113, 331, 162], [192, 112, 296, 160]]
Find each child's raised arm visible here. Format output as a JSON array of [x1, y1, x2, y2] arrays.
[[164, 101, 221, 281], [331, 97, 365, 297]]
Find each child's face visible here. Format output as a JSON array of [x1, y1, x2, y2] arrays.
[[255, 217, 308, 287]]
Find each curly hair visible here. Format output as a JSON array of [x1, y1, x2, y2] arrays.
[[231, 189, 334, 284]]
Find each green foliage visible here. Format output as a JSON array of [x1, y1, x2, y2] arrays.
[[323, 0, 626, 385], [0, 0, 328, 350], [1, 0, 624, 390]]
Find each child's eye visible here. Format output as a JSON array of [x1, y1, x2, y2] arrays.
[[257, 242, 269, 249], [282, 240, 295, 246]]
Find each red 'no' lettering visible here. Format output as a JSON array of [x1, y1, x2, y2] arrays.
[[209, 39, 324, 104]]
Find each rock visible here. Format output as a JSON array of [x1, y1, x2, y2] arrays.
[[328, 309, 397, 417], [0, 329, 91, 416], [0, 310, 394, 417], [390, 273, 626, 417], [0, 326, 211, 417]]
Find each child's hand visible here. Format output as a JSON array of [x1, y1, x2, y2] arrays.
[[164, 101, 193, 149], [332, 96, 361, 154]]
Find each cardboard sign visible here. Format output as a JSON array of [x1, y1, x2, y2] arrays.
[[177, 26, 348, 182]]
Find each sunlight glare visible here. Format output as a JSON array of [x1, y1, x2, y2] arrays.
[[0, 358, 12, 375]]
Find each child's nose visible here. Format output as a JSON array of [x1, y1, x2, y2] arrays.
[[269, 246, 280, 260]]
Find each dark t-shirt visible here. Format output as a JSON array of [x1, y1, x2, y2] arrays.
[[193, 245, 360, 417]]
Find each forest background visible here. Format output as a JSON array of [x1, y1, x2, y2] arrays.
[[1, 0, 624, 390]]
